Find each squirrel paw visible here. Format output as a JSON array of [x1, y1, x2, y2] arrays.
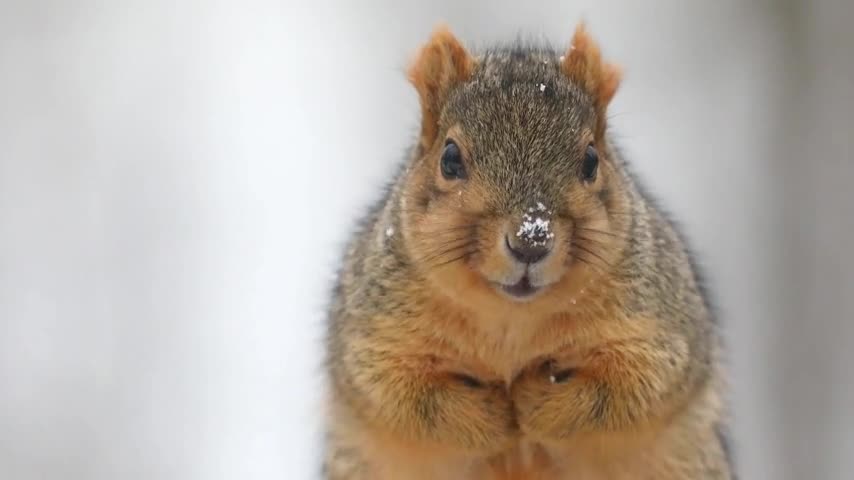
[[511, 355, 593, 440], [436, 371, 519, 452]]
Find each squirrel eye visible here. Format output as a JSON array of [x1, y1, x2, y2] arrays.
[[440, 140, 466, 180], [581, 144, 599, 181]]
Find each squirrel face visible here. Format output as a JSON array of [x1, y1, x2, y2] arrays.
[[400, 24, 626, 310]]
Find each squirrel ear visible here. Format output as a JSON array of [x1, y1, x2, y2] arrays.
[[561, 23, 622, 137], [408, 25, 474, 151]]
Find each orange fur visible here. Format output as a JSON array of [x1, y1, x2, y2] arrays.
[[408, 25, 475, 151], [561, 23, 622, 138]]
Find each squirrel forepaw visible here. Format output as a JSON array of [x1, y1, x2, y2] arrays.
[[511, 356, 591, 440]]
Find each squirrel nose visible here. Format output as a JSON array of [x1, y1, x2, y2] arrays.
[[505, 235, 552, 264]]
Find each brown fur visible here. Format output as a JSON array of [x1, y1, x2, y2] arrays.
[[408, 25, 476, 151], [324, 22, 733, 479], [561, 23, 622, 139]]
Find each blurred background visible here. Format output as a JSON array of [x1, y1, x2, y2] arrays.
[[1, 1, 852, 478]]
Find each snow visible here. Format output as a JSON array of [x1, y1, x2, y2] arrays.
[[516, 215, 555, 245]]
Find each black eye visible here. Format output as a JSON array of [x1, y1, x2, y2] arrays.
[[440, 140, 466, 180], [581, 144, 599, 181]]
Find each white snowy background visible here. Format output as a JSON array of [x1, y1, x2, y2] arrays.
[[1, 1, 852, 479]]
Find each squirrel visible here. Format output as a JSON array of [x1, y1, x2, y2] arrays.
[[323, 22, 734, 480]]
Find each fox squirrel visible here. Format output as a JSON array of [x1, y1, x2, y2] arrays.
[[324, 22, 734, 480]]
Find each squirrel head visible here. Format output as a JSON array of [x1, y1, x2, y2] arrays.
[[400, 23, 628, 311]]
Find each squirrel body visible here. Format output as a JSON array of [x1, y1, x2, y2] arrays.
[[324, 23, 734, 480]]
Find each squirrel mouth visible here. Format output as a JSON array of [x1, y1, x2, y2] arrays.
[[499, 275, 541, 300]]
